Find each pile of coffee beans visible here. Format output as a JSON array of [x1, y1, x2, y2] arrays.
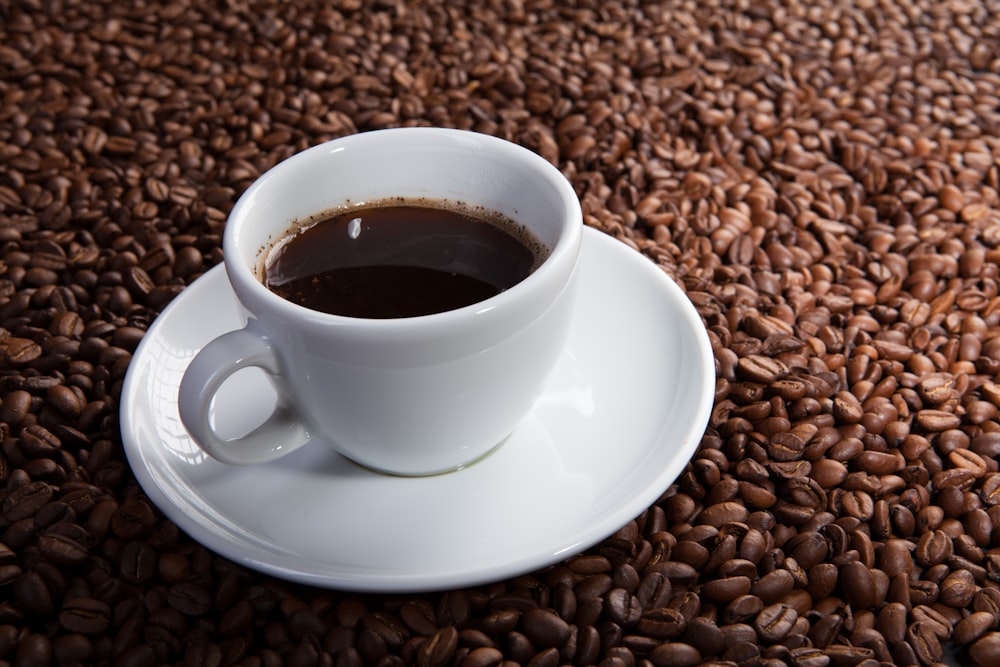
[[2, 0, 1000, 665]]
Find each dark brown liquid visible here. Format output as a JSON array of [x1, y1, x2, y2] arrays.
[[263, 202, 542, 318]]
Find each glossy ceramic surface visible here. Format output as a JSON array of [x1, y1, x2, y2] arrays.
[[121, 228, 714, 592], [179, 128, 583, 474]]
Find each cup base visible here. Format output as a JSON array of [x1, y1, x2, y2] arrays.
[[342, 433, 513, 478]]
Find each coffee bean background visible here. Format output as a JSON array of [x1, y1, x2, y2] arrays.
[[1, 0, 1000, 665]]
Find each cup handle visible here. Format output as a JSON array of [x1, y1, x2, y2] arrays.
[[178, 326, 311, 465]]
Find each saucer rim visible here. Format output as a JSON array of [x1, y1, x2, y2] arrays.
[[120, 227, 714, 591]]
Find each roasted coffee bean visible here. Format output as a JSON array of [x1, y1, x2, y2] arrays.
[[970, 632, 1000, 667], [871, 500, 905, 540], [119, 540, 157, 584], [13, 570, 55, 619], [807, 612, 842, 649], [720, 595, 764, 624], [840, 561, 878, 609], [110, 498, 156, 540], [166, 582, 213, 616], [4, 338, 43, 365], [82, 498, 117, 541], [788, 646, 829, 667], [605, 588, 642, 625], [649, 641, 701, 667], [573, 574, 613, 602], [982, 475, 1000, 506], [51, 633, 95, 664], [721, 640, 760, 665], [806, 563, 839, 600], [917, 409, 962, 432], [955, 611, 997, 646], [752, 569, 795, 604], [14, 633, 53, 666], [825, 643, 876, 666], [908, 578, 941, 607], [965, 508, 994, 547], [114, 644, 158, 667], [912, 605, 953, 642], [974, 587, 1000, 617], [460, 646, 503, 667], [46, 384, 84, 419], [719, 558, 757, 579], [417, 627, 458, 667], [702, 576, 752, 604], [682, 617, 724, 657], [58, 597, 111, 635], [174, 246, 205, 278], [669, 591, 702, 623], [754, 604, 798, 642], [477, 609, 520, 636], [612, 563, 641, 594], [785, 531, 827, 570], [217, 600, 255, 638], [737, 356, 789, 384], [33, 502, 75, 530], [3, 482, 53, 522], [36, 532, 88, 566], [504, 631, 536, 664], [400, 601, 439, 637], [652, 561, 698, 586], [879, 538, 914, 577], [940, 568, 978, 607], [906, 621, 943, 664], [363, 611, 408, 650], [915, 529, 953, 567], [18, 424, 61, 457], [637, 607, 686, 639], [698, 501, 750, 527], [719, 622, 757, 650], [571, 624, 599, 666], [520, 609, 570, 649], [0, 390, 32, 425], [852, 627, 891, 663], [876, 601, 908, 645]]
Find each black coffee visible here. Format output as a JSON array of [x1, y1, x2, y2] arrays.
[[263, 200, 545, 318]]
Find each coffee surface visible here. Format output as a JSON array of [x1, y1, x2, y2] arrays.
[[264, 203, 541, 318]]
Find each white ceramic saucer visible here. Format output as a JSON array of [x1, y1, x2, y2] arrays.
[[120, 227, 714, 592]]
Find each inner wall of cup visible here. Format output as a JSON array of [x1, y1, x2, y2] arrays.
[[230, 132, 573, 279]]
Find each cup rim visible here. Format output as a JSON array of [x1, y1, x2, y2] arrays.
[[223, 127, 583, 330]]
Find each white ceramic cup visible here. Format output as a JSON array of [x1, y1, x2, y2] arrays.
[[178, 128, 583, 475]]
